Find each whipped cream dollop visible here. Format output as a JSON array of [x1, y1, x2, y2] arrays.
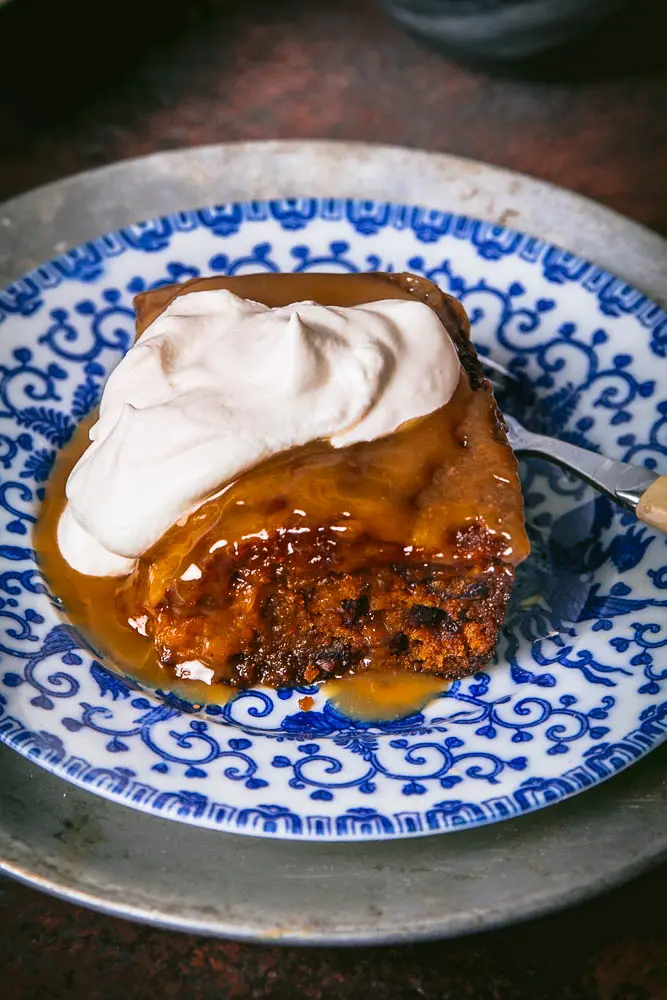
[[59, 288, 461, 576]]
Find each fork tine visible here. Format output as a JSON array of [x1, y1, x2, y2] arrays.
[[479, 355, 516, 394], [478, 355, 536, 413]]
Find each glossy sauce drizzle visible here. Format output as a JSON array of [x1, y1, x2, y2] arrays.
[[34, 272, 529, 720]]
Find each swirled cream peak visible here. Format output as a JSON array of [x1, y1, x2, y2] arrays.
[[58, 288, 461, 576]]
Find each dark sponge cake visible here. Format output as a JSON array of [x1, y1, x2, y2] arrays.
[[117, 272, 529, 689], [144, 546, 515, 688]]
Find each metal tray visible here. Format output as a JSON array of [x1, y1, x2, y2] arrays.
[[1, 141, 666, 943]]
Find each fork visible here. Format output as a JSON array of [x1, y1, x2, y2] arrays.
[[480, 356, 667, 532]]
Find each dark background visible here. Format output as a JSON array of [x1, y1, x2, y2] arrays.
[[1, 1, 667, 997], [1, 0, 666, 234]]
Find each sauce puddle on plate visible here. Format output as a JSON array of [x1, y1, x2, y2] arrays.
[[325, 670, 447, 721]]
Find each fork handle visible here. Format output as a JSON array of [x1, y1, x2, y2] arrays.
[[507, 422, 664, 524], [636, 478, 667, 531]]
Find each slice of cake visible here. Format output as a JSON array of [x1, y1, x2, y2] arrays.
[[54, 271, 529, 690]]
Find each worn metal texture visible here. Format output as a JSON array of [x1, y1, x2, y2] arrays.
[[1, 141, 666, 943], [2, 142, 667, 305], [3, 742, 667, 944]]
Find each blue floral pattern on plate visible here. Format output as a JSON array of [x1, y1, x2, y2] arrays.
[[1, 198, 666, 840]]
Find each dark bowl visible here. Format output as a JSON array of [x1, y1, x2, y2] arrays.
[[380, 0, 651, 77]]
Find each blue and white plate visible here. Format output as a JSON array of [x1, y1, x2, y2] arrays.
[[1, 198, 666, 841]]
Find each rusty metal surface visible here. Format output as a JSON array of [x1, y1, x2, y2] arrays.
[[1, 141, 667, 942], [2, 0, 667, 236]]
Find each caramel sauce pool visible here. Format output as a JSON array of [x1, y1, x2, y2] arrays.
[[327, 671, 447, 721], [33, 417, 230, 708]]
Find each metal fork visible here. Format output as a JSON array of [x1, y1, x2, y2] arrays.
[[480, 356, 667, 532]]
